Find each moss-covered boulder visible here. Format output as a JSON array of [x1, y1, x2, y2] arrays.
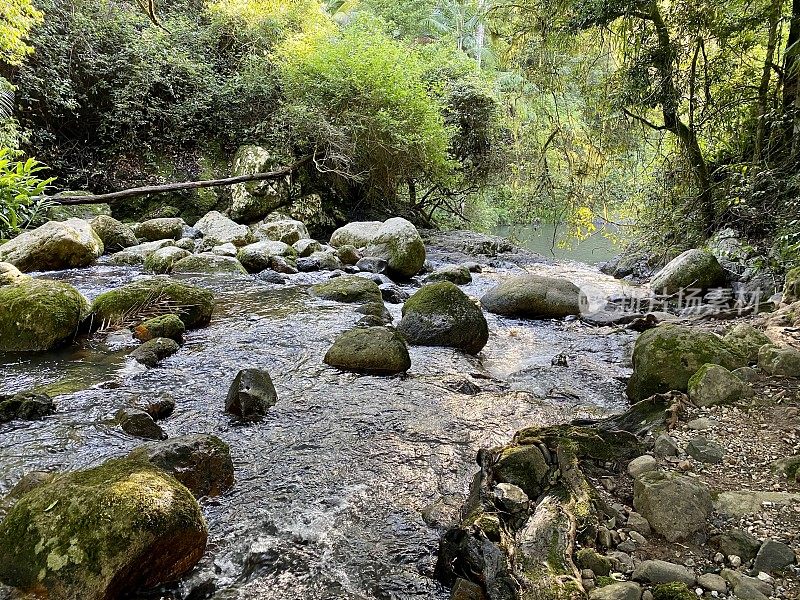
[[491, 444, 549, 499], [324, 327, 411, 375], [89, 215, 138, 252], [723, 323, 772, 364], [194, 211, 252, 248], [329, 221, 382, 248], [90, 278, 214, 330], [293, 238, 323, 257], [170, 254, 248, 276], [626, 324, 745, 401], [0, 219, 103, 272], [784, 266, 800, 304], [0, 459, 207, 600], [229, 145, 290, 223], [143, 246, 191, 274], [132, 218, 185, 242], [127, 434, 234, 498], [47, 201, 112, 222], [311, 275, 382, 304], [364, 217, 426, 278], [253, 219, 309, 245], [130, 338, 180, 368], [688, 363, 754, 407], [424, 264, 472, 285], [0, 278, 90, 352], [134, 314, 186, 343], [109, 240, 175, 266], [237, 240, 296, 273], [575, 548, 612, 577], [398, 282, 489, 354], [650, 249, 726, 294], [481, 274, 582, 319], [758, 344, 800, 377]]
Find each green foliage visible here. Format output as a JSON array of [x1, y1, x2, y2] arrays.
[[0, 148, 54, 238], [0, 0, 42, 65], [276, 14, 454, 207]]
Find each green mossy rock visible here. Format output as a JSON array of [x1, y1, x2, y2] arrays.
[[237, 240, 296, 273], [576, 548, 612, 577], [324, 327, 411, 375], [0, 219, 104, 272], [481, 274, 582, 319], [89, 215, 138, 252], [758, 344, 800, 377], [229, 145, 289, 223], [650, 249, 726, 293], [0, 278, 90, 352], [723, 323, 772, 364], [143, 246, 191, 274], [170, 254, 248, 275], [311, 275, 382, 304], [132, 218, 185, 242], [109, 240, 176, 266], [90, 278, 214, 329], [130, 338, 181, 367], [0, 392, 55, 424], [397, 282, 488, 354], [784, 266, 800, 304], [47, 202, 112, 222], [627, 324, 745, 402], [134, 315, 186, 343], [0, 459, 207, 600], [652, 582, 696, 600], [491, 444, 549, 499], [253, 219, 309, 245], [424, 264, 472, 285], [364, 217, 426, 278], [688, 363, 753, 407]]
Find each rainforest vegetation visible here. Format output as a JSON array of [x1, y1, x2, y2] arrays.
[[1, 0, 799, 269]]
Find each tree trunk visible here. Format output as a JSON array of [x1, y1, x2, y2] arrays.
[[754, 0, 782, 163], [783, 0, 800, 158]]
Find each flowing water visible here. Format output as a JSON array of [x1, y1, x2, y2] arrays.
[[0, 241, 638, 600]]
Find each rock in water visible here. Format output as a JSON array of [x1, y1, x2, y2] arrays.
[[649, 249, 726, 294], [143, 246, 191, 274], [0, 278, 90, 351], [237, 240, 296, 273], [626, 324, 745, 402], [89, 215, 138, 252], [128, 434, 234, 498], [424, 264, 472, 285], [194, 211, 252, 248], [133, 314, 186, 343], [132, 217, 185, 242], [324, 327, 411, 375], [688, 363, 753, 407], [397, 282, 489, 354], [109, 239, 176, 266], [310, 275, 382, 304], [481, 274, 582, 318], [364, 218, 426, 278], [0, 392, 55, 424], [90, 278, 214, 329], [130, 338, 180, 368], [226, 369, 278, 420], [116, 407, 166, 440], [633, 470, 712, 542], [0, 219, 103, 272], [329, 222, 382, 248], [0, 459, 207, 600], [170, 254, 248, 275]]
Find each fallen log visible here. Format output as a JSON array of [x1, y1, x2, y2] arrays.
[[38, 156, 311, 206]]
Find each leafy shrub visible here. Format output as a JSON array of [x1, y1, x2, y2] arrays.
[[0, 149, 54, 238]]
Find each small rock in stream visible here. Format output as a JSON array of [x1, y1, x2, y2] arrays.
[[116, 407, 167, 440], [225, 368, 278, 420], [130, 337, 181, 367]]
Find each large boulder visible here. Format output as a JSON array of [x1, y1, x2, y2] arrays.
[[311, 275, 382, 304], [47, 201, 112, 222], [170, 254, 248, 276], [90, 278, 214, 330], [626, 324, 745, 401], [253, 219, 309, 245], [650, 249, 726, 294], [89, 215, 138, 252], [329, 221, 382, 249], [0, 219, 103, 272], [132, 218, 185, 242], [229, 145, 290, 223], [481, 274, 582, 319], [0, 459, 207, 600], [688, 363, 753, 407], [784, 266, 800, 304], [364, 218, 426, 278], [424, 264, 472, 285], [397, 282, 489, 354], [0, 277, 90, 352], [127, 434, 234, 498], [324, 327, 411, 375], [194, 211, 253, 248], [723, 323, 772, 364], [237, 240, 296, 273], [758, 344, 800, 377], [143, 246, 191, 274], [633, 470, 712, 542], [109, 240, 175, 266]]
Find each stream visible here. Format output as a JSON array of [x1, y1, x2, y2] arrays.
[[0, 236, 639, 599]]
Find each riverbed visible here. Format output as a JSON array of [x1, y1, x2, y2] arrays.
[[0, 237, 638, 599]]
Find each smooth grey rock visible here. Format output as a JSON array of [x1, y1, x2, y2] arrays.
[[632, 559, 695, 585]]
